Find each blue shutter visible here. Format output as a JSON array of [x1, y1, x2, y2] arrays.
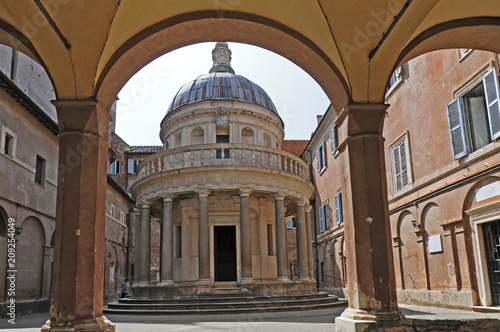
[[319, 205, 325, 232], [324, 202, 329, 230], [335, 193, 343, 224], [483, 68, 500, 140], [446, 98, 469, 159], [316, 148, 321, 172]]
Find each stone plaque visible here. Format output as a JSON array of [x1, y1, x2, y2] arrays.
[[216, 107, 229, 128], [428, 234, 442, 254]]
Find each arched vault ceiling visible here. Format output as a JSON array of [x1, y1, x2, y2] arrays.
[[0, 0, 499, 106]]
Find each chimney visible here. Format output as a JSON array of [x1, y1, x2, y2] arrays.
[[316, 115, 323, 125]]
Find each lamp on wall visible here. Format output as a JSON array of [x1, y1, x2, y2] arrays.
[[15, 226, 23, 236], [410, 218, 420, 228]]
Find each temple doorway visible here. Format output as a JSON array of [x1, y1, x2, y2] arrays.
[[214, 226, 237, 282]]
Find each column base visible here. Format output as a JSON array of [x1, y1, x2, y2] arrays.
[[197, 278, 211, 285], [158, 280, 175, 286], [41, 316, 115, 332], [335, 307, 405, 332], [276, 277, 292, 283], [240, 277, 254, 284]]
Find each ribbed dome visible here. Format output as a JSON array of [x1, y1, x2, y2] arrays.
[[167, 72, 278, 114]]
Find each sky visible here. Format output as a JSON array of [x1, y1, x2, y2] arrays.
[[116, 42, 330, 146]]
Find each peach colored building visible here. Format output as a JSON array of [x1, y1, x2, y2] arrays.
[[307, 49, 500, 310]]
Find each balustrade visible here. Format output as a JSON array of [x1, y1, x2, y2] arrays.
[[136, 144, 309, 181]]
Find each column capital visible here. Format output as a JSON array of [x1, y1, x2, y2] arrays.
[[52, 99, 111, 139], [337, 103, 389, 137], [239, 189, 252, 197], [295, 198, 307, 207], [305, 205, 312, 213], [163, 195, 176, 202], [273, 193, 285, 201], [141, 203, 151, 209], [197, 190, 210, 198]]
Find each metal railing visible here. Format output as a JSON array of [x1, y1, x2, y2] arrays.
[[136, 143, 309, 181]]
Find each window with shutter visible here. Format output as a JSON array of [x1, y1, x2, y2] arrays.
[[447, 67, 500, 158], [324, 201, 329, 230], [316, 142, 327, 172], [330, 125, 339, 153], [484, 68, 500, 140], [128, 159, 135, 173], [447, 99, 469, 159], [390, 134, 412, 193], [335, 193, 343, 224], [319, 205, 325, 232]]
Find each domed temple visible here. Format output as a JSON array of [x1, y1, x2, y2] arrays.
[[130, 42, 316, 297]]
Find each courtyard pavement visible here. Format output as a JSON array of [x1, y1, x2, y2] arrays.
[[1, 304, 499, 331]]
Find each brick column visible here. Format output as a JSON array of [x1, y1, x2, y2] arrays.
[[240, 189, 253, 282], [42, 100, 114, 332], [160, 196, 174, 284], [335, 104, 403, 331], [274, 194, 289, 281]]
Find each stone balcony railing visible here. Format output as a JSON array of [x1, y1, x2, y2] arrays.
[[136, 143, 309, 181]]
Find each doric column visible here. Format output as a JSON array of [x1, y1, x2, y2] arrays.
[[134, 208, 142, 282], [160, 196, 174, 283], [42, 100, 114, 332], [274, 194, 289, 281], [198, 191, 210, 282], [295, 199, 309, 280], [140, 204, 151, 282], [240, 189, 253, 281], [305, 204, 314, 280], [335, 104, 403, 330]]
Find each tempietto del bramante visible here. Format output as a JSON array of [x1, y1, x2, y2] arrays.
[[129, 42, 316, 297]]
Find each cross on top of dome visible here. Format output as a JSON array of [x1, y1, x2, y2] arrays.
[[209, 42, 235, 74]]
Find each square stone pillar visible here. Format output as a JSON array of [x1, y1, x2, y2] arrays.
[[198, 191, 210, 282], [274, 194, 289, 281], [42, 100, 114, 332], [334, 104, 404, 331], [133, 208, 141, 282], [295, 199, 309, 281], [305, 205, 315, 280], [239, 189, 253, 282], [140, 204, 151, 282], [160, 196, 175, 284]]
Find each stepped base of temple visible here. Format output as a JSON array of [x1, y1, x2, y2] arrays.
[[104, 289, 347, 315]]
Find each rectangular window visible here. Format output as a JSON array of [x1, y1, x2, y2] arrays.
[[216, 135, 230, 159], [390, 134, 412, 193], [120, 211, 126, 223], [319, 200, 329, 232], [320, 262, 325, 282], [447, 67, 500, 159], [334, 193, 343, 225], [175, 226, 182, 258], [128, 159, 135, 173], [267, 224, 274, 256], [35, 155, 45, 185], [330, 125, 339, 154], [316, 141, 326, 172], [386, 67, 403, 93], [286, 217, 296, 229], [3, 131, 14, 157], [110, 204, 115, 218], [110, 160, 120, 174]]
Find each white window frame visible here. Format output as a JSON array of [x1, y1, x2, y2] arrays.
[[110, 160, 120, 174], [447, 66, 500, 159], [389, 132, 412, 193], [330, 125, 339, 154], [1, 125, 16, 158], [385, 66, 403, 98], [334, 193, 343, 225], [319, 200, 329, 233]]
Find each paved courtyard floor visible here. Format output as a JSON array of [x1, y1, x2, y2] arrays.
[[1, 304, 499, 331]]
